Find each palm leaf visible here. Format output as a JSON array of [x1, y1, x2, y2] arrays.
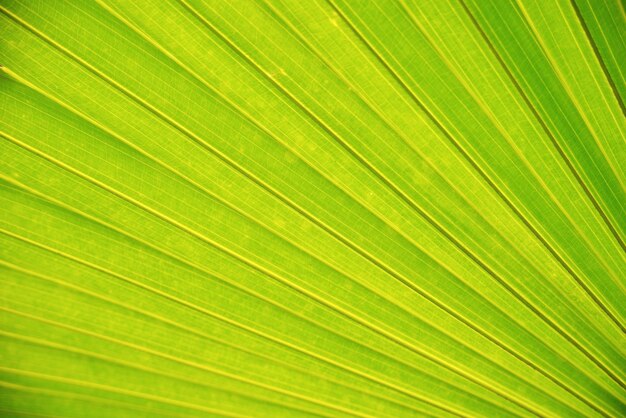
[[1, 0, 624, 417]]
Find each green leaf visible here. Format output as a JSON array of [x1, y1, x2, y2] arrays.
[[1, 0, 624, 417]]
